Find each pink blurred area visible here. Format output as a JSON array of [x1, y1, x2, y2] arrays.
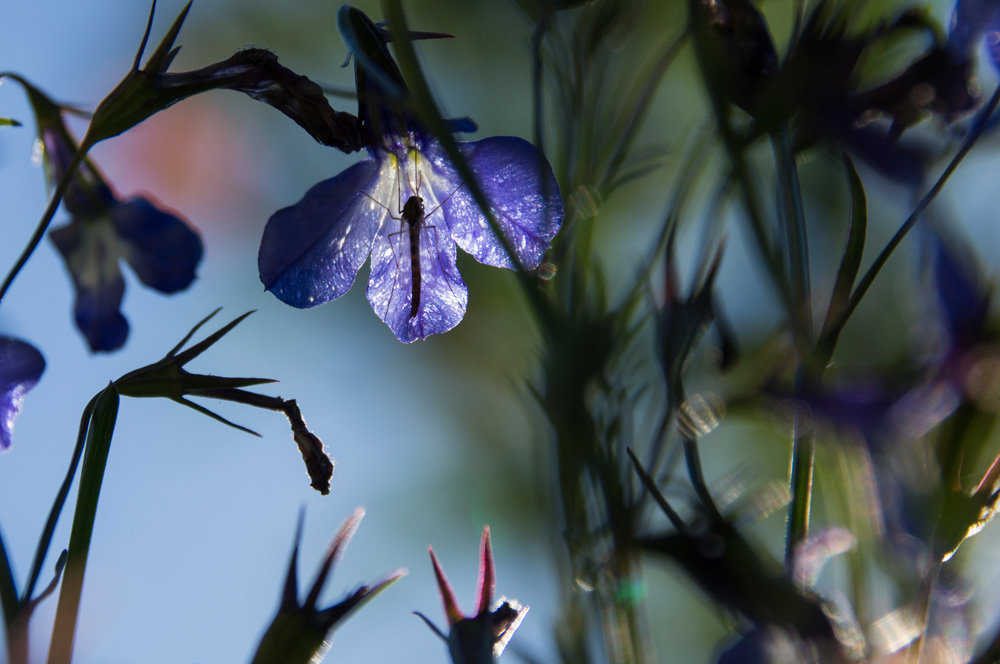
[[94, 95, 265, 236]]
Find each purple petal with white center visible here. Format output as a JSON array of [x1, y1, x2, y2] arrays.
[[0, 337, 45, 450], [50, 220, 129, 352], [425, 136, 563, 270], [366, 202, 468, 342], [259, 158, 390, 307], [112, 198, 203, 293]]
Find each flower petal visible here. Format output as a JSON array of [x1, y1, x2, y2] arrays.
[[426, 136, 563, 270], [0, 337, 45, 450], [50, 219, 129, 352], [259, 158, 390, 307], [931, 230, 988, 349], [366, 200, 468, 342], [112, 198, 203, 293]]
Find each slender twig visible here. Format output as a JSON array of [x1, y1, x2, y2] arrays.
[[0, 143, 91, 304], [22, 394, 99, 604], [47, 387, 119, 664], [838, 84, 1000, 330], [773, 124, 815, 565]]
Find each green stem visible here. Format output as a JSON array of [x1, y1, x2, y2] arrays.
[[23, 395, 98, 604], [0, 139, 92, 304], [530, 14, 549, 160], [773, 125, 815, 565], [1, 528, 24, 664], [773, 127, 812, 349], [47, 386, 119, 664], [785, 370, 814, 568]]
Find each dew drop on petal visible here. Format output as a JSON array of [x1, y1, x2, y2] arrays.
[[31, 138, 45, 167], [3, 385, 26, 443]]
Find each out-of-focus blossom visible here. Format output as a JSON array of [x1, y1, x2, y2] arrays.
[[250, 509, 405, 664], [258, 6, 563, 343], [949, 0, 1000, 70], [8, 76, 202, 352], [417, 527, 528, 664], [696, 1, 977, 183], [0, 337, 45, 450], [929, 229, 990, 362]]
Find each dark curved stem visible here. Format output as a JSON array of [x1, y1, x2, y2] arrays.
[[22, 395, 99, 604], [840, 84, 1000, 328], [0, 140, 92, 304]]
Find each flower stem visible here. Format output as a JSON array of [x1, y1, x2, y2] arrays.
[[22, 394, 99, 603], [773, 125, 816, 565], [0, 138, 92, 304], [1, 529, 23, 664], [47, 386, 119, 664]]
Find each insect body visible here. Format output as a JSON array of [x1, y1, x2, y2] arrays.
[[362, 158, 462, 328], [400, 194, 425, 320]]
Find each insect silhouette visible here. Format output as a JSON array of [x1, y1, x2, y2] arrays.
[[363, 160, 462, 321], [398, 193, 428, 319]]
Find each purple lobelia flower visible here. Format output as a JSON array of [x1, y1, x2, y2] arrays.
[[0, 337, 44, 450], [258, 7, 562, 343], [16, 78, 203, 353]]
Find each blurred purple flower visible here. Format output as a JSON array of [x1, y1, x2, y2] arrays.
[[17, 80, 202, 353], [417, 527, 527, 663], [929, 230, 990, 361], [258, 7, 562, 343], [950, 0, 1000, 69], [0, 337, 44, 450]]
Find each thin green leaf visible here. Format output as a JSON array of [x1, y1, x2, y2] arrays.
[[170, 396, 260, 437], [131, 0, 159, 71], [141, 1, 192, 74], [627, 448, 688, 533], [0, 143, 88, 304], [598, 31, 687, 195], [47, 386, 120, 664], [0, 117, 21, 127], [0, 527, 18, 627], [816, 156, 867, 365], [172, 310, 254, 365], [166, 307, 221, 356], [22, 394, 98, 604]]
